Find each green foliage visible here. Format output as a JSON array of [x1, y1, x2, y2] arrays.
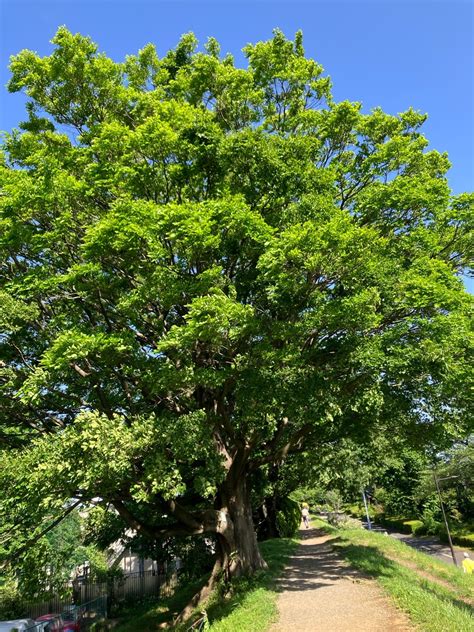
[[418, 441, 474, 521], [404, 520, 426, 536], [419, 499, 443, 535], [0, 580, 23, 620], [275, 497, 301, 537], [173, 536, 216, 582], [346, 503, 379, 521], [324, 489, 344, 513], [291, 485, 326, 508], [0, 508, 111, 600], [438, 528, 474, 550], [379, 518, 425, 536], [0, 27, 472, 582]]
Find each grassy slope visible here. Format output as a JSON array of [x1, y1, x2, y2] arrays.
[[204, 537, 298, 632], [112, 577, 206, 632], [114, 537, 299, 631], [314, 518, 474, 632]]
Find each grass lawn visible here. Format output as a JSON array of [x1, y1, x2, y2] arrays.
[[313, 518, 474, 632], [113, 536, 298, 631]]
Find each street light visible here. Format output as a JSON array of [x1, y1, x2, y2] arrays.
[[433, 472, 459, 567]]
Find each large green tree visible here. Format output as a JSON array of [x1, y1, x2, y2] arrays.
[[1, 28, 472, 601]]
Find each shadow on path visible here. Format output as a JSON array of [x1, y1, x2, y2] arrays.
[[270, 527, 413, 631], [274, 528, 363, 593]]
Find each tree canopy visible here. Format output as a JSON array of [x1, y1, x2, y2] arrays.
[[0, 27, 472, 596]]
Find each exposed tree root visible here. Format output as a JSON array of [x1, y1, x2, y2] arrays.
[[171, 557, 223, 628]]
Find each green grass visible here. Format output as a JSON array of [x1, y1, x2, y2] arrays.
[[314, 518, 474, 632], [203, 537, 298, 632], [113, 576, 206, 632], [114, 537, 299, 631]]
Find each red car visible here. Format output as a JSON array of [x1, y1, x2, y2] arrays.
[[35, 614, 79, 632]]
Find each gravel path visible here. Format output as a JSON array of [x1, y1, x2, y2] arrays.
[[270, 526, 413, 632]]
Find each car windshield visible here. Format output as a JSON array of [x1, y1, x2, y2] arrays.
[[36, 616, 61, 630]]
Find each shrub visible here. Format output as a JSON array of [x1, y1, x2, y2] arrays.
[[174, 535, 215, 582], [378, 516, 407, 532], [327, 512, 360, 528], [346, 503, 378, 520], [346, 504, 362, 518], [403, 520, 425, 535], [454, 534, 474, 549], [411, 521, 428, 536], [0, 582, 23, 620], [324, 490, 344, 514], [276, 497, 301, 537], [379, 516, 424, 535], [438, 530, 474, 550], [420, 504, 442, 536]]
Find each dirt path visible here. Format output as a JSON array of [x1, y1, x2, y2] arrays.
[[270, 527, 413, 632]]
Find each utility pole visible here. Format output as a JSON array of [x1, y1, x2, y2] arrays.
[[433, 472, 458, 567]]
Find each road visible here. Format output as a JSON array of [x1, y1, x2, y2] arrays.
[[362, 521, 467, 566]]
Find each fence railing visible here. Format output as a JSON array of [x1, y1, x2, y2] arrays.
[[23, 594, 74, 620], [21, 598, 107, 630], [18, 571, 176, 623], [75, 570, 170, 603]]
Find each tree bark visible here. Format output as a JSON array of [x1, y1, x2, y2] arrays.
[[261, 496, 280, 539], [173, 470, 266, 626], [216, 461, 267, 578]]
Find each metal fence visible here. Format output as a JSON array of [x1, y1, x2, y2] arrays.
[[18, 571, 176, 624], [76, 597, 108, 630], [21, 598, 107, 630], [76, 570, 171, 604], [22, 594, 73, 621]]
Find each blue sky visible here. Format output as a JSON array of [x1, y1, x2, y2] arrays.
[[1, 0, 473, 288]]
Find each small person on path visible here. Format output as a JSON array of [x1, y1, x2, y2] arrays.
[[302, 504, 310, 529]]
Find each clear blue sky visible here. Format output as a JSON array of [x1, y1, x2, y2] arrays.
[[1, 0, 473, 288]]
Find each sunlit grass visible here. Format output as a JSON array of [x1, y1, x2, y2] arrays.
[[314, 518, 474, 632], [204, 537, 298, 631]]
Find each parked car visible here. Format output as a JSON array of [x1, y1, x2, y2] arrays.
[[59, 610, 81, 631], [0, 620, 42, 632], [34, 615, 79, 632]]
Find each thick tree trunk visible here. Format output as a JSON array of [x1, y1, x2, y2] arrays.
[[216, 465, 267, 578], [260, 496, 280, 539], [173, 458, 266, 627]]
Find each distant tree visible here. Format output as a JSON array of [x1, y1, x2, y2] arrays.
[[0, 28, 472, 613], [1, 509, 108, 601], [416, 438, 474, 522]]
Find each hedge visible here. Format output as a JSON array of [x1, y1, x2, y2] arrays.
[[438, 530, 474, 550], [276, 497, 301, 537], [377, 516, 425, 536]]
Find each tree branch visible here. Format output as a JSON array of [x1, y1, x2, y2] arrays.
[[250, 422, 313, 469], [6, 500, 82, 561], [113, 499, 221, 539]]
